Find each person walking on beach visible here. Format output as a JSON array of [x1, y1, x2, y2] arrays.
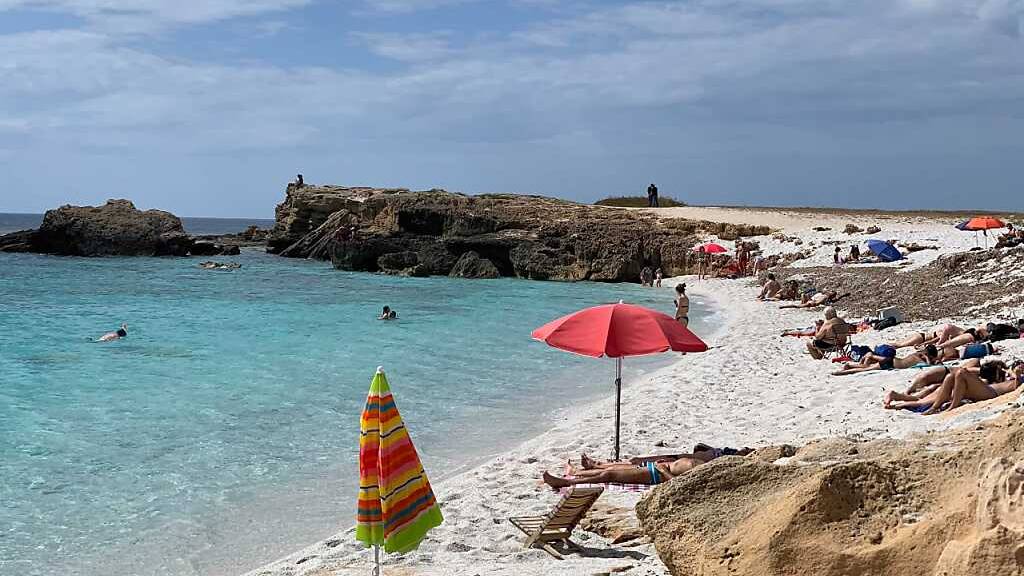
[[97, 323, 128, 342], [647, 183, 659, 208], [674, 283, 690, 327], [736, 242, 749, 276]]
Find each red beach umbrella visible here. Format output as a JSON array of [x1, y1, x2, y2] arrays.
[[532, 302, 708, 459], [695, 242, 727, 254], [964, 216, 1005, 231], [963, 216, 1005, 248]]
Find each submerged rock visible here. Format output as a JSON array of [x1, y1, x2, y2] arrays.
[[268, 185, 771, 282]]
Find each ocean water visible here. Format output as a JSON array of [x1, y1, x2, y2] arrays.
[[0, 250, 715, 576], [0, 213, 274, 236]]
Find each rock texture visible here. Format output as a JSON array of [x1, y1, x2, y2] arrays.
[[0, 200, 192, 256], [635, 412, 1024, 576], [267, 185, 770, 282], [0, 200, 258, 257]]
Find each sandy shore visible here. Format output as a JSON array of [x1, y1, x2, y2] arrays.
[[246, 210, 1023, 576]]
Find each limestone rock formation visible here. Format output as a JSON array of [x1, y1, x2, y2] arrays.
[[4, 199, 193, 256], [267, 185, 771, 282], [635, 414, 1024, 576], [449, 251, 500, 279]]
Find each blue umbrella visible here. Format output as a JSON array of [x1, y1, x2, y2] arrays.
[[955, 220, 971, 231], [866, 239, 902, 262]]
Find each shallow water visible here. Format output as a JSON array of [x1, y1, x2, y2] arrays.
[[0, 213, 274, 236], [0, 250, 715, 576]]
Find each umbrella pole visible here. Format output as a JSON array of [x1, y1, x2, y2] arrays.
[[614, 357, 622, 461], [374, 544, 381, 576]]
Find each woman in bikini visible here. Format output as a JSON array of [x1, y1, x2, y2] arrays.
[[541, 446, 752, 488], [832, 344, 947, 376], [885, 360, 1021, 415]]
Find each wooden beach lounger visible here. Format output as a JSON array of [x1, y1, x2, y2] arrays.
[[508, 486, 604, 559]]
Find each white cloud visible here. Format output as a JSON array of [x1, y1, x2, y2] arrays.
[[350, 31, 455, 61]]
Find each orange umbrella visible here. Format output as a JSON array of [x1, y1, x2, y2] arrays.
[[964, 216, 1005, 231]]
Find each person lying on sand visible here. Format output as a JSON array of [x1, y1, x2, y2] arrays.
[[779, 290, 849, 309], [97, 323, 128, 342], [884, 360, 1022, 415], [936, 326, 989, 355], [542, 446, 754, 488], [888, 323, 981, 350], [782, 320, 823, 338], [775, 280, 800, 301], [832, 344, 945, 375], [902, 359, 982, 397], [757, 273, 781, 300], [806, 307, 851, 359]]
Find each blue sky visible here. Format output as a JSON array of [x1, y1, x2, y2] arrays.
[[0, 0, 1021, 217]]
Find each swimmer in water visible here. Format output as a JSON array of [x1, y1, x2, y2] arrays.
[[98, 323, 128, 342], [379, 306, 396, 320]]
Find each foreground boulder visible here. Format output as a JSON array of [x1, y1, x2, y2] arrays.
[[9, 199, 193, 256], [635, 412, 1024, 576], [267, 185, 770, 282]]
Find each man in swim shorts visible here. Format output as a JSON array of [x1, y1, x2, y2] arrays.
[[541, 446, 753, 488]]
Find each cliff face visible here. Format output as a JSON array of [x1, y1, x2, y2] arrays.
[[635, 411, 1024, 576], [267, 185, 769, 282]]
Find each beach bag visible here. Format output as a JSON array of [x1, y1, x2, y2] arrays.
[[987, 323, 1019, 342], [850, 345, 871, 361], [873, 344, 897, 358], [961, 343, 993, 360], [874, 317, 899, 331]]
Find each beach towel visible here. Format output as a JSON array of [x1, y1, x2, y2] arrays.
[[961, 343, 992, 360]]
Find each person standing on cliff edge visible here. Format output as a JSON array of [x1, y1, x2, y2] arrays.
[[295, 174, 304, 188], [647, 183, 659, 207]]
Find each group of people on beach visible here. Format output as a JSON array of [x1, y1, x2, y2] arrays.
[[768, 278, 1024, 414]]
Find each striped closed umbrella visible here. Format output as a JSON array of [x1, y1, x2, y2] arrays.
[[356, 368, 443, 573]]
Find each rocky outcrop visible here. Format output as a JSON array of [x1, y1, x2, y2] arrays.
[[635, 411, 1024, 576], [0, 200, 263, 257], [449, 251, 500, 279], [268, 185, 771, 282], [0, 199, 193, 256]]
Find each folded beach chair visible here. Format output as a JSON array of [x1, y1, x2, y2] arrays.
[[508, 486, 603, 559]]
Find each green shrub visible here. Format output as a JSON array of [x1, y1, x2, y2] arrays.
[[595, 196, 686, 208]]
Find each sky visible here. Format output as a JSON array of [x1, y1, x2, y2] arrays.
[[0, 0, 1021, 217]]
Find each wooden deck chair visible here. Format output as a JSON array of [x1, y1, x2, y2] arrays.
[[508, 486, 603, 559]]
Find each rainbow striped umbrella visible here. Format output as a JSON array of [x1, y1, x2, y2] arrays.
[[356, 368, 443, 573]]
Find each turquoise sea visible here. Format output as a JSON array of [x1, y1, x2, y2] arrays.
[[0, 246, 714, 576]]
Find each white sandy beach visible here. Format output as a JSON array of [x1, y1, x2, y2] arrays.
[[247, 210, 1023, 576]]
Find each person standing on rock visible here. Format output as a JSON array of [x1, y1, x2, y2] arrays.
[[674, 284, 690, 327], [295, 174, 304, 188], [647, 183, 659, 208], [654, 268, 663, 288], [696, 246, 707, 281]]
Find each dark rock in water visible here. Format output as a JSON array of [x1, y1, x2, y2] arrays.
[[24, 199, 193, 256], [449, 251, 500, 279], [268, 185, 770, 282], [0, 229, 37, 253], [190, 241, 241, 256]]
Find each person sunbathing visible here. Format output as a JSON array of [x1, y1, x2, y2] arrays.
[[782, 320, 823, 338], [806, 307, 850, 359], [757, 273, 781, 300], [885, 360, 1021, 414], [936, 325, 989, 355], [542, 446, 753, 488], [832, 344, 943, 376], [779, 290, 848, 309], [902, 359, 981, 397], [775, 280, 800, 301]]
